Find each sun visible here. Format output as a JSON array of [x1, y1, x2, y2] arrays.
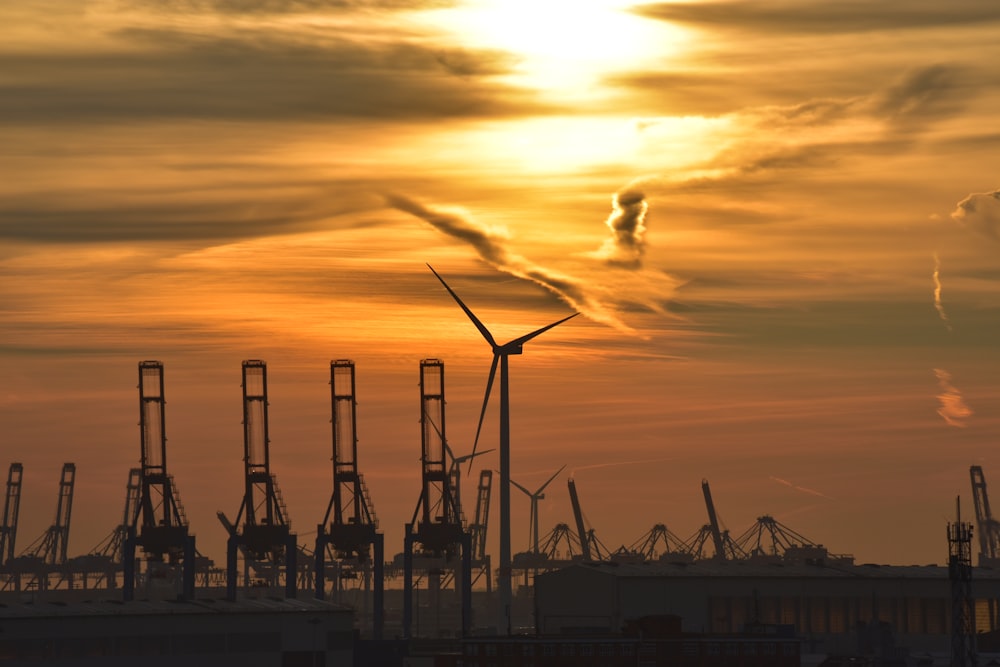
[[416, 0, 682, 95]]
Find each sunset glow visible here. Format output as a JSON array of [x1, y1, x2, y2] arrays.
[[2, 0, 1000, 573]]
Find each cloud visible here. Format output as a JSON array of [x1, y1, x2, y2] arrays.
[[588, 187, 648, 269], [932, 253, 951, 330], [934, 368, 972, 428], [0, 21, 541, 125], [634, 1, 1000, 35], [951, 188, 1000, 241], [385, 193, 678, 334]]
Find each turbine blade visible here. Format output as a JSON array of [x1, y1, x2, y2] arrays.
[[505, 313, 579, 350], [468, 354, 499, 475], [509, 476, 532, 497], [537, 464, 567, 495], [427, 264, 497, 348]]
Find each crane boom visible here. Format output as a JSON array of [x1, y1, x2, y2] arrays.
[[970, 465, 1000, 564], [702, 479, 727, 560], [568, 478, 591, 561]]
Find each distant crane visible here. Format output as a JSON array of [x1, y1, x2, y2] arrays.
[[0, 463, 23, 567], [700, 479, 744, 561], [315, 360, 384, 639], [567, 477, 608, 561], [468, 469, 493, 591], [970, 465, 1000, 566], [628, 524, 695, 563], [226, 360, 297, 600], [74, 468, 141, 589], [14, 463, 75, 591]]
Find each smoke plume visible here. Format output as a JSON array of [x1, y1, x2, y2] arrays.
[[590, 187, 648, 268]]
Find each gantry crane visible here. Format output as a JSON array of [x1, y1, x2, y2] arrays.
[[315, 360, 384, 638], [70, 468, 141, 589], [0, 463, 23, 567], [971, 465, 1000, 566], [226, 360, 297, 600], [14, 463, 75, 591], [468, 469, 493, 591], [402, 359, 472, 638], [124, 360, 196, 600]]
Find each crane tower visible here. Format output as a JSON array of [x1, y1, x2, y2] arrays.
[[402, 359, 472, 638], [315, 360, 384, 638], [226, 359, 297, 600], [124, 360, 196, 600]]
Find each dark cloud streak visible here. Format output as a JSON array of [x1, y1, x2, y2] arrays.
[[635, 1, 1000, 35]]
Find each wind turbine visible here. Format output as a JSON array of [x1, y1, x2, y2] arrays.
[[427, 264, 578, 635], [510, 465, 566, 555]]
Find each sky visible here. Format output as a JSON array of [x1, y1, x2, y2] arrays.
[[2, 0, 1000, 571]]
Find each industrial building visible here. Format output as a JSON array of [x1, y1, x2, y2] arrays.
[[534, 559, 1000, 657], [0, 596, 353, 666]]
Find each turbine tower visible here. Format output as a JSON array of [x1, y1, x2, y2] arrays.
[[428, 264, 577, 635]]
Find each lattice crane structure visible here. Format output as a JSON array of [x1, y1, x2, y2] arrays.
[[124, 360, 197, 601], [315, 359, 384, 638], [402, 359, 472, 638], [226, 360, 297, 600], [971, 465, 1000, 567], [0, 463, 23, 568], [567, 478, 608, 562]]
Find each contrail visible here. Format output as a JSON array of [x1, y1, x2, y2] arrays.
[[386, 192, 676, 334], [934, 368, 972, 428], [769, 476, 836, 501], [932, 252, 951, 331], [570, 457, 674, 476]]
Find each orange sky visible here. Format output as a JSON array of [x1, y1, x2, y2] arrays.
[[2, 0, 1000, 569]]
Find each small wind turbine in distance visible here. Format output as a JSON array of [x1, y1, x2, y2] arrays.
[[426, 263, 578, 636], [511, 464, 567, 555]]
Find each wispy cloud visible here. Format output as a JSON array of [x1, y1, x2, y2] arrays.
[[570, 457, 674, 476], [932, 253, 951, 331], [385, 193, 679, 334], [951, 188, 1000, 241], [933, 368, 972, 427]]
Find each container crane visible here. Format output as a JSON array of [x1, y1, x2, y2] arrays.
[[628, 524, 695, 563], [315, 360, 384, 638], [14, 463, 75, 591], [226, 360, 297, 600], [402, 359, 472, 638], [970, 465, 1000, 566], [0, 463, 23, 567], [124, 360, 196, 601], [468, 469, 493, 591]]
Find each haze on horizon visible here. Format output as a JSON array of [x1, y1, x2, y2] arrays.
[[2, 0, 1000, 568]]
